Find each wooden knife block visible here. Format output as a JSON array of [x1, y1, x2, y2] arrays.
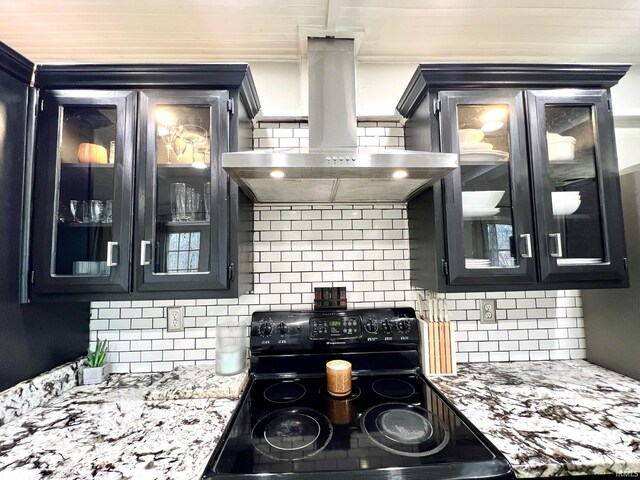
[[418, 320, 457, 376]]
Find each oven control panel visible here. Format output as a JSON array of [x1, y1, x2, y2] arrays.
[[309, 316, 362, 339], [250, 308, 419, 353]]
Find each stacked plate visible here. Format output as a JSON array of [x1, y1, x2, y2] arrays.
[[460, 150, 510, 164], [557, 258, 602, 266], [465, 258, 491, 269], [462, 207, 500, 218], [460, 142, 493, 152]]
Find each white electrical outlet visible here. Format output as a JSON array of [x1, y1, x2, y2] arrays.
[[480, 299, 497, 324], [166, 306, 184, 332]]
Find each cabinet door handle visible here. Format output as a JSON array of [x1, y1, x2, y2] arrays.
[[520, 234, 533, 259], [549, 233, 563, 258], [140, 240, 152, 266], [106, 241, 118, 267]]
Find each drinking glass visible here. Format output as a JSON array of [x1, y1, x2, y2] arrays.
[[204, 182, 211, 220], [90, 200, 104, 224], [81, 200, 91, 224], [58, 203, 69, 223], [70, 200, 79, 223], [103, 200, 113, 224], [173, 125, 187, 163], [170, 183, 187, 222], [194, 193, 201, 221], [185, 185, 195, 221]]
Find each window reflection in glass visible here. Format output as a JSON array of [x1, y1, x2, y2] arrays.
[[166, 232, 201, 273]]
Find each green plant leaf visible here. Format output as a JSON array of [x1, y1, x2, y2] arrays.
[[86, 338, 109, 368]]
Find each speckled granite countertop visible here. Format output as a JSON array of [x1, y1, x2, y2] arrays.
[[430, 360, 640, 478], [0, 367, 248, 480]]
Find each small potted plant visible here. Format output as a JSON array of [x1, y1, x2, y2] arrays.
[[83, 338, 110, 385]]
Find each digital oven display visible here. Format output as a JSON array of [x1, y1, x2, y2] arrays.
[[310, 316, 361, 339]]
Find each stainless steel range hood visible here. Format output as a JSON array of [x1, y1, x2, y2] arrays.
[[223, 38, 458, 203]]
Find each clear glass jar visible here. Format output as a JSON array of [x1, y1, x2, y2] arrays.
[[215, 326, 248, 376]]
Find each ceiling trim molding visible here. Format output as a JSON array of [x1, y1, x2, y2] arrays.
[[238, 66, 261, 119], [0, 41, 34, 84], [397, 63, 631, 118]]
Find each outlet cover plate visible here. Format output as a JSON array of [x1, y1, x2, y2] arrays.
[[166, 306, 184, 332], [480, 299, 497, 324]]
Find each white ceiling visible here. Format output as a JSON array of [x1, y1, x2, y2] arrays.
[[1, 0, 640, 64]]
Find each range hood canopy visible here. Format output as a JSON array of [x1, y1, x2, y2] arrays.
[[223, 38, 458, 204]]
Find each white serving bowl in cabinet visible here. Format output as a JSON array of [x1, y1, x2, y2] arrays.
[[547, 133, 577, 162], [551, 191, 581, 216], [462, 190, 505, 209], [459, 129, 485, 144]]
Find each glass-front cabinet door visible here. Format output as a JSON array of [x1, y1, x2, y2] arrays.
[[527, 89, 626, 283], [136, 90, 229, 292], [32, 90, 135, 294], [439, 90, 536, 286]]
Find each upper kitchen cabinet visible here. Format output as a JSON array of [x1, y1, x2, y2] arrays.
[[135, 90, 230, 293], [397, 64, 630, 292], [31, 90, 135, 295], [29, 65, 259, 301]]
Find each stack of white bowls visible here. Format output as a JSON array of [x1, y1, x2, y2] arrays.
[[462, 190, 505, 218], [459, 129, 494, 153], [551, 191, 581, 216]]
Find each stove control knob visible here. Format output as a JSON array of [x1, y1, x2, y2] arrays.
[[364, 320, 378, 334], [259, 322, 273, 337], [381, 320, 392, 334], [277, 322, 288, 335], [397, 320, 410, 332]]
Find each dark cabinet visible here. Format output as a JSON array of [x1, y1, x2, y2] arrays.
[[28, 65, 259, 301], [526, 89, 626, 284], [135, 90, 230, 292], [398, 64, 630, 292], [439, 89, 536, 287], [32, 90, 136, 294]]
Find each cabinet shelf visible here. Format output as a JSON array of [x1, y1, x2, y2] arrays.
[[162, 220, 210, 228], [61, 163, 114, 169], [157, 164, 211, 170], [59, 221, 112, 228]]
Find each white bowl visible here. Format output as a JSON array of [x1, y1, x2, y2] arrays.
[[459, 129, 485, 144], [552, 191, 581, 216], [547, 133, 576, 162], [460, 142, 494, 152], [462, 190, 505, 209]]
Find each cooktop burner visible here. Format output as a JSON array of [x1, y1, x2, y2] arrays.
[[251, 408, 333, 460], [263, 381, 307, 403], [362, 403, 450, 457], [318, 382, 361, 401], [372, 378, 416, 399]]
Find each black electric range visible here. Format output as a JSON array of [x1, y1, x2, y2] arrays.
[[203, 308, 514, 480]]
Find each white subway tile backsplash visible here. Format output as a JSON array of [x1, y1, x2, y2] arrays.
[[89, 119, 586, 372]]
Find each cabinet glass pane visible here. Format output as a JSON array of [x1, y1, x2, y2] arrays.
[[457, 104, 517, 270], [53, 106, 116, 276], [545, 105, 605, 265], [153, 105, 212, 274]]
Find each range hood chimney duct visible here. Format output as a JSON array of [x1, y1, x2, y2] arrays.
[[308, 38, 357, 149]]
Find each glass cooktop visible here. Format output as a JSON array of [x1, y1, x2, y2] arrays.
[[207, 373, 508, 477]]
